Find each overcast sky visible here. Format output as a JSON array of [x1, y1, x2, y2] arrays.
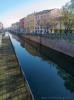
[[0, 0, 70, 27]]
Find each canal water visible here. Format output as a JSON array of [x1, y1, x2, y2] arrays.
[[10, 34, 74, 100]]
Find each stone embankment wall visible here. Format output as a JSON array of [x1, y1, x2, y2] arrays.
[[23, 35, 74, 57], [0, 35, 2, 47]]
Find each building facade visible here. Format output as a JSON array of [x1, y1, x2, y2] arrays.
[[11, 8, 63, 34], [26, 14, 35, 33], [0, 22, 3, 33], [11, 22, 20, 33], [34, 8, 62, 34], [19, 18, 25, 33]]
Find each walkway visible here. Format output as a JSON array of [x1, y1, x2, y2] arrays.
[[0, 35, 32, 100]]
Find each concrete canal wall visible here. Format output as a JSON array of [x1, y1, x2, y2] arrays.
[[22, 35, 74, 57], [0, 35, 2, 47], [0, 35, 32, 100]]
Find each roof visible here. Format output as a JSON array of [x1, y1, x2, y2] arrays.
[[35, 9, 55, 15]]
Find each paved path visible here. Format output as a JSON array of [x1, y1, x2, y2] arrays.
[[0, 35, 32, 100]]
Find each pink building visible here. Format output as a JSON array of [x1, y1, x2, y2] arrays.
[[34, 8, 62, 34], [23, 18, 29, 33], [19, 18, 25, 33]]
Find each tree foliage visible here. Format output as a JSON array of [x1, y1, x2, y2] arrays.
[[62, 0, 74, 33]]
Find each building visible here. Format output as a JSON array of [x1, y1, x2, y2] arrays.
[[34, 10, 50, 34], [26, 14, 35, 33], [10, 8, 63, 34], [0, 22, 3, 33], [34, 8, 62, 34], [23, 17, 28, 33], [11, 22, 20, 33], [19, 18, 25, 33]]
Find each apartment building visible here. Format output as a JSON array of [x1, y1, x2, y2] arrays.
[[26, 14, 35, 33], [34, 10, 50, 34], [23, 17, 28, 33], [11, 22, 20, 33], [34, 8, 62, 34], [11, 8, 63, 34], [19, 18, 25, 33], [0, 22, 3, 33]]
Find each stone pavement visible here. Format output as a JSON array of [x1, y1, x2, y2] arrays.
[[0, 35, 32, 100]]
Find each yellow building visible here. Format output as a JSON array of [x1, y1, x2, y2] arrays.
[[26, 14, 35, 33]]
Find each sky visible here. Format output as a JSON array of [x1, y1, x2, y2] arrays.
[[0, 0, 70, 27]]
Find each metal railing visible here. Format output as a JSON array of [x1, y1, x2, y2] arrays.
[[24, 33, 74, 41]]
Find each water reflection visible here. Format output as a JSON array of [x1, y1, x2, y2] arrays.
[[11, 34, 74, 99], [20, 37, 74, 93]]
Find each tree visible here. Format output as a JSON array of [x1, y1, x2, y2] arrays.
[[62, 0, 74, 34], [39, 16, 58, 34]]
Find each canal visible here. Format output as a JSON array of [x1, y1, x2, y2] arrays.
[[10, 33, 74, 100]]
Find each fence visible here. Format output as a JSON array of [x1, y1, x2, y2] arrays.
[[24, 33, 74, 41]]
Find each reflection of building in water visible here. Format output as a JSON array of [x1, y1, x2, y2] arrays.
[[21, 39, 41, 57], [20, 37, 74, 92]]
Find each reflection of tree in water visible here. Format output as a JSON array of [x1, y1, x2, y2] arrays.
[[57, 66, 74, 93], [19, 37, 74, 93], [64, 76, 74, 93]]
